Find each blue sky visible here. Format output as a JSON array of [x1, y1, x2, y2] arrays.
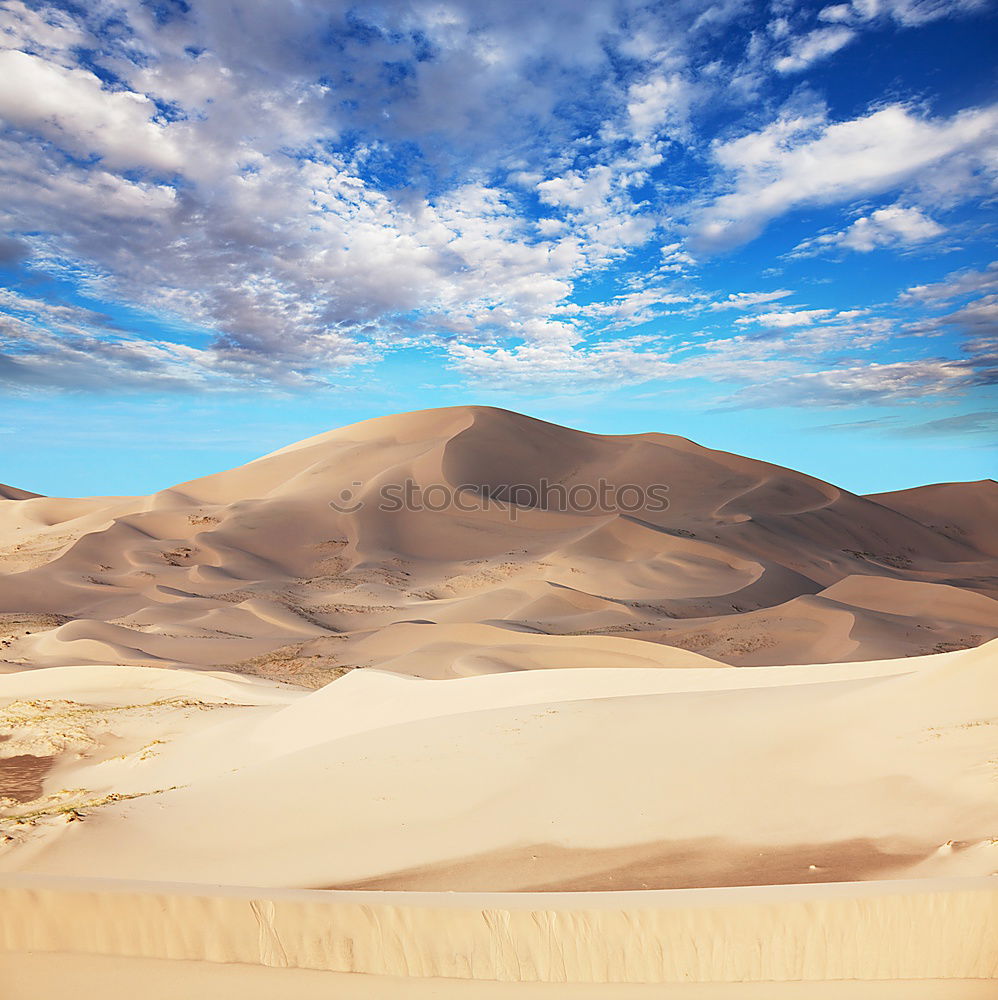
[[0, 0, 996, 497]]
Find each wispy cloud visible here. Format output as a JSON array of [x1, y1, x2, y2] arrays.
[[903, 261, 998, 303], [774, 26, 856, 73], [894, 410, 998, 437], [735, 308, 834, 328], [708, 290, 795, 311]]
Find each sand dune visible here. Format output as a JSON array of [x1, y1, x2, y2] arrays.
[[1, 644, 997, 994], [0, 407, 995, 681], [870, 480, 998, 557], [2, 642, 996, 892], [0, 484, 39, 501], [2, 407, 997, 995]]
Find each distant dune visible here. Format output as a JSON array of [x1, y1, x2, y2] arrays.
[[2, 407, 997, 997], [1, 406, 995, 679], [869, 479, 998, 557], [0, 483, 40, 501]]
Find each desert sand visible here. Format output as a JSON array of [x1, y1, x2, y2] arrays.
[[1, 406, 996, 996]]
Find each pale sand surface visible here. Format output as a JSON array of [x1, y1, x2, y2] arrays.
[[1, 407, 997, 994], [2, 642, 997, 889], [5, 956, 995, 999], [1, 875, 995, 988], [1, 648, 995, 994]]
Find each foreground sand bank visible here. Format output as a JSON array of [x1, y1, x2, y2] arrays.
[[5, 644, 997, 890], [1, 874, 996, 987], [4, 955, 995, 1000]]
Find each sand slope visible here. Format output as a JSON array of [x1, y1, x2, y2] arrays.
[[0, 407, 995, 680], [1, 874, 996, 991], [2, 641, 996, 892], [0, 484, 39, 501], [1, 646, 997, 995], [869, 480, 998, 557]]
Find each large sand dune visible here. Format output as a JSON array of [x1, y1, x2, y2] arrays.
[[1, 407, 997, 995], [1, 407, 995, 681]]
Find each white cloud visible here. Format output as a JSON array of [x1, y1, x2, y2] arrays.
[[446, 313, 899, 393], [819, 5, 855, 22], [903, 261, 998, 303], [0, 0, 993, 404], [659, 243, 697, 271], [447, 336, 799, 390], [695, 103, 998, 251], [579, 287, 697, 327], [0, 0, 87, 55], [736, 308, 834, 328], [537, 167, 615, 212], [792, 204, 945, 255], [849, 0, 988, 26], [626, 73, 696, 141], [709, 289, 794, 310], [0, 50, 184, 173], [774, 26, 856, 73], [445, 292, 991, 409], [827, 205, 944, 251], [0, 296, 298, 393], [723, 358, 976, 408], [0, 0, 703, 387], [814, 0, 988, 25]]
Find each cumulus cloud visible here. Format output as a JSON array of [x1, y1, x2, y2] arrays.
[[0, 0, 705, 388], [0, 50, 185, 173], [694, 103, 998, 251], [792, 205, 945, 255], [626, 73, 697, 141]]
